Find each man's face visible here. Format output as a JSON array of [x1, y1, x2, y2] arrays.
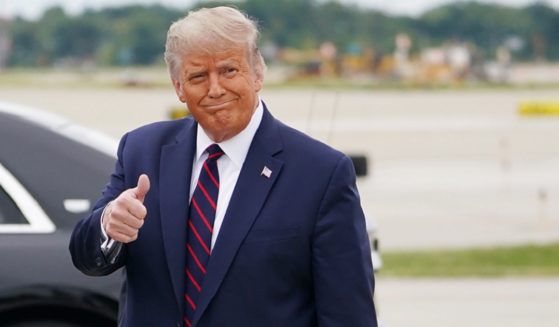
[[172, 47, 263, 142]]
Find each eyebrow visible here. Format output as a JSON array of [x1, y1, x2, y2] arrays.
[[215, 59, 240, 69], [184, 58, 242, 79]]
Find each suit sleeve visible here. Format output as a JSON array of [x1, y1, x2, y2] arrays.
[[312, 155, 377, 327], [69, 133, 130, 276]]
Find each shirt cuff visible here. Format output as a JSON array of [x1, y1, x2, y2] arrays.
[[99, 202, 122, 264], [99, 201, 111, 244]]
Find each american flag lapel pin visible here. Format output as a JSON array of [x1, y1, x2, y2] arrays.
[[261, 166, 272, 178]]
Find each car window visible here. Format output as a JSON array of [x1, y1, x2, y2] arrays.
[[0, 162, 54, 233], [0, 185, 27, 224]]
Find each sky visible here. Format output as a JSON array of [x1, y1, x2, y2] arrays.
[[1, 0, 558, 20]]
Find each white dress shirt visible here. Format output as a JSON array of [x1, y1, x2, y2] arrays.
[[192, 101, 263, 249], [101, 100, 263, 259]]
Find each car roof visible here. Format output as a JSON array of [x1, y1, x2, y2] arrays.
[[0, 102, 117, 157]]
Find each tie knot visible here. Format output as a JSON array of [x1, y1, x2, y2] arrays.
[[206, 144, 224, 160]]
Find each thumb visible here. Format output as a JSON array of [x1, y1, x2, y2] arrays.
[[134, 174, 150, 202]]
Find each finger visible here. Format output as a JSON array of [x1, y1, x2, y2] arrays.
[[110, 206, 145, 229], [134, 174, 150, 202], [109, 230, 138, 243], [106, 216, 141, 238], [127, 201, 147, 221], [113, 191, 146, 220]]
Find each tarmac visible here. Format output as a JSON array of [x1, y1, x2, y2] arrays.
[[377, 277, 559, 327], [2, 86, 558, 327], [2, 87, 558, 250]]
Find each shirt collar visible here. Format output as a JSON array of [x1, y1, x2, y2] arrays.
[[195, 99, 263, 169]]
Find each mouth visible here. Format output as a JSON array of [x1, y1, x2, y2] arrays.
[[202, 99, 236, 110]]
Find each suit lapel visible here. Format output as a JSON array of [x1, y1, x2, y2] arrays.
[[192, 107, 284, 326], [159, 118, 197, 313]]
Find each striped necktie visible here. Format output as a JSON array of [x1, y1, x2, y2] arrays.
[[184, 143, 224, 327]]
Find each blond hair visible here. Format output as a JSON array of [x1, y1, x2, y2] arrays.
[[164, 6, 266, 81]]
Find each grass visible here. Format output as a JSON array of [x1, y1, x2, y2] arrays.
[[380, 243, 559, 277]]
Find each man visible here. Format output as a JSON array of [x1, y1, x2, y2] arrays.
[[70, 6, 376, 327]]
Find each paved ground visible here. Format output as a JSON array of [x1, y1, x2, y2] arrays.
[[377, 277, 559, 327], [2, 86, 558, 327], [2, 87, 558, 250]]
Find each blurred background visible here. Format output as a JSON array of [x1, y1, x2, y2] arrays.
[[0, 0, 558, 326]]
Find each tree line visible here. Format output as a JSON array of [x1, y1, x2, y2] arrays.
[[4, 0, 559, 67]]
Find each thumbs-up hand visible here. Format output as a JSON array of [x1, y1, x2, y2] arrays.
[[134, 174, 150, 202], [103, 174, 151, 243]]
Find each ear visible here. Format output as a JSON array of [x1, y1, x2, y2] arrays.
[[253, 70, 264, 92], [172, 78, 187, 103]]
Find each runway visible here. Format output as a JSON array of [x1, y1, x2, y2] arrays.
[[377, 277, 559, 327], [2, 87, 558, 250], [2, 86, 559, 327]]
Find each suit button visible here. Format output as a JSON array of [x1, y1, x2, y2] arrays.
[[95, 257, 103, 267]]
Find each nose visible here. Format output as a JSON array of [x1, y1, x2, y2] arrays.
[[207, 73, 225, 98]]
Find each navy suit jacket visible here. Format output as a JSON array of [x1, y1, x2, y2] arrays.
[[70, 105, 377, 327]]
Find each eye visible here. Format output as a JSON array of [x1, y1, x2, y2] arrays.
[[188, 73, 206, 83], [223, 67, 238, 77]]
